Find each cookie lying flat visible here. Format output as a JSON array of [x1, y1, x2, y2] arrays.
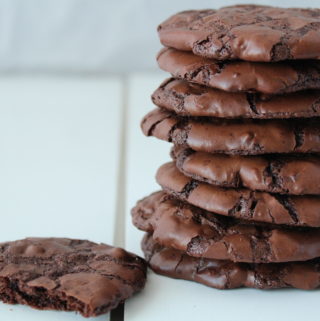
[[142, 233, 320, 290], [141, 108, 320, 155], [132, 191, 320, 263], [157, 48, 320, 94], [152, 78, 320, 119], [0, 238, 147, 317], [172, 146, 320, 195], [156, 162, 320, 227], [158, 5, 320, 62]]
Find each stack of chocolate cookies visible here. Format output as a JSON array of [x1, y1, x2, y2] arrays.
[[132, 5, 320, 290]]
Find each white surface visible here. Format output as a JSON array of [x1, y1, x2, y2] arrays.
[[0, 76, 122, 244], [0, 76, 123, 320], [0, 0, 319, 73], [124, 74, 320, 321], [0, 304, 110, 321]]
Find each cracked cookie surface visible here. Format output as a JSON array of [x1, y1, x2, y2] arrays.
[[156, 162, 320, 227], [0, 238, 147, 317], [171, 146, 320, 195], [141, 108, 320, 155], [142, 233, 320, 290], [157, 48, 320, 94], [132, 191, 320, 263], [158, 5, 320, 62], [152, 78, 320, 119]]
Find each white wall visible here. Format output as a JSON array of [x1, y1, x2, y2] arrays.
[[0, 0, 318, 73]]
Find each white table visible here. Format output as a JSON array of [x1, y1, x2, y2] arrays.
[[1, 74, 319, 321]]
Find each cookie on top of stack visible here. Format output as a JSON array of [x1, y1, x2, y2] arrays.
[[132, 4, 320, 290]]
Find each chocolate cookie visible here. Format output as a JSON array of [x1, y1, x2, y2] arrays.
[[157, 48, 320, 94], [152, 78, 320, 119], [142, 234, 320, 290], [158, 5, 320, 62], [156, 162, 320, 227], [132, 191, 320, 263], [141, 108, 320, 155], [172, 146, 320, 195], [0, 238, 147, 317]]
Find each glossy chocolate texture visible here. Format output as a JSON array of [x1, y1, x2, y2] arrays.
[[158, 5, 320, 62], [156, 162, 320, 227], [143, 233, 320, 290], [172, 146, 320, 195], [132, 191, 320, 263], [157, 48, 320, 94], [152, 78, 320, 119], [141, 108, 320, 155]]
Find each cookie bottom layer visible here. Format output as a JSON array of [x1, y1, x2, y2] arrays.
[[142, 233, 320, 290]]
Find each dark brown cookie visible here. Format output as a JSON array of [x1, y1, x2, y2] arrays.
[[158, 5, 320, 62], [156, 162, 320, 227], [141, 108, 320, 155], [142, 233, 320, 290], [157, 48, 320, 94], [0, 238, 147, 317], [172, 146, 320, 195], [132, 191, 320, 263], [152, 78, 320, 119]]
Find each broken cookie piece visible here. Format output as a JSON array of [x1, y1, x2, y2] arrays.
[[0, 238, 147, 317]]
